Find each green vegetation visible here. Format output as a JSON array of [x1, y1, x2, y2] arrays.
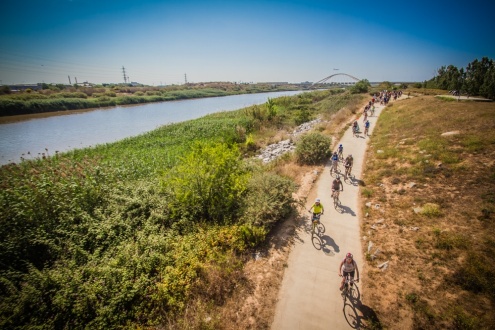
[[0, 82, 303, 117], [295, 132, 332, 165], [0, 88, 356, 328], [421, 56, 495, 99], [350, 79, 371, 94]]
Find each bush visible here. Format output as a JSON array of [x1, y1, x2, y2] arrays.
[[421, 203, 442, 217], [351, 79, 371, 94], [240, 172, 297, 228], [295, 132, 331, 165], [161, 142, 250, 223], [294, 109, 311, 125]]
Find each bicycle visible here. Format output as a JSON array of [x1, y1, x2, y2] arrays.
[[340, 273, 359, 301], [352, 125, 360, 137], [344, 165, 352, 180], [332, 190, 341, 209], [330, 160, 339, 176], [309, 212, 325, 236]]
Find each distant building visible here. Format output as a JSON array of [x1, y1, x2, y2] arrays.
[[75, 81, 94, 87]]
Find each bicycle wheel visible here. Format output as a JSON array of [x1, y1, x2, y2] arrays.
[[317, 222, 325, 235], [312, 235, 323, 250]]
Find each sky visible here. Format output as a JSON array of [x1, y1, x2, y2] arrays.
[[1, 0, 494, 86]]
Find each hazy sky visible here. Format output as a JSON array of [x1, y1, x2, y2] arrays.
[[1, 0, 494, 86]]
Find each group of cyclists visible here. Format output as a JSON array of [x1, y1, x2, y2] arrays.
[[353, 99, 376, 137], [377, 90, 403, 105], [309, 142, 359, 291], [306, 92, 404, 292], [309, 195, 360, 291], [306, 92, 398, 292]]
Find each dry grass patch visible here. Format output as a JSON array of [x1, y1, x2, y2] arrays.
[[360, 95, 495, 329]]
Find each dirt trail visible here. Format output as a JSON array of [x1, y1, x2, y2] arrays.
[[271, 103, 386, 329]]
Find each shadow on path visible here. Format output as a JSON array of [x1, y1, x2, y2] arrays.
[[342, 290, 383, 330], [339, 204, 356, 216], [320, 234, 340, 254]]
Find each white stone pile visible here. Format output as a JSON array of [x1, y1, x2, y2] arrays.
[[257, 118, 322, 163]]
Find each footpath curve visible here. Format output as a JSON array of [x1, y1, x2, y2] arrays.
[[271, 102, 386, 329]]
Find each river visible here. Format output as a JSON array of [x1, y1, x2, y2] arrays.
[[0, 90, 305, 165]]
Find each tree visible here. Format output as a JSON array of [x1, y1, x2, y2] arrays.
[[351, 79, 371, 94], [480, 64, 495, 99], [465, 57, 493, 96]]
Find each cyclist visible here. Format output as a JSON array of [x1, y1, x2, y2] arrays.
[[344, 154, 353, 178], [339, 252, 360, 290], [352, 120, 359, 136], [308, 198, 324, 219], [364, 120, 370, 135], [331, 175, 343, 200], [330, 151, 339, 174], [337, 144, 344, 160]]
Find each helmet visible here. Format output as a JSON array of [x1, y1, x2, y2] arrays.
[[348, 154, 352, 158], [346, 252, 353, 259], [316, 198, 320, 202], [339, 144, 342, 147], [336, 175, 340, 180]]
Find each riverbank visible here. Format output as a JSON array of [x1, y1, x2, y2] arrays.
[[0, 82, 304, 117], [0, 90, 307, 165]]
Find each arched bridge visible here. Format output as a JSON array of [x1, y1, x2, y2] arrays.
[[311, 73, 361, 86]]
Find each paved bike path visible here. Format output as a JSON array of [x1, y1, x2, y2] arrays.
[[271, 103, 385, 329]]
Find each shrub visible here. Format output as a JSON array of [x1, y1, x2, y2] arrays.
[[294, 109, 311, 125], [421, 203, 442, 217], [240, 172, 297, 228], [295, 132, 331, 165], [362, 188, 374, 198], [161, 142, 250, 223], [245, 133, 256, 151], [350, 79, 371, 94]]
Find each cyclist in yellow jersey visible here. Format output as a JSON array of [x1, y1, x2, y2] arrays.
[[309, 198, 324, 217]]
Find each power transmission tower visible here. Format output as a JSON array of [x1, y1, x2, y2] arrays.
[[68, 76, 71, 85], [122, 66, 128, 84], [184, 73, 187, 84]]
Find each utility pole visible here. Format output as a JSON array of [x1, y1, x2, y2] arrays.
[[68, 76, 71, 85], [122, 66, 128, 84]]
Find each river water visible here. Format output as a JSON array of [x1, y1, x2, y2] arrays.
[[0, 90, 304, 165]]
